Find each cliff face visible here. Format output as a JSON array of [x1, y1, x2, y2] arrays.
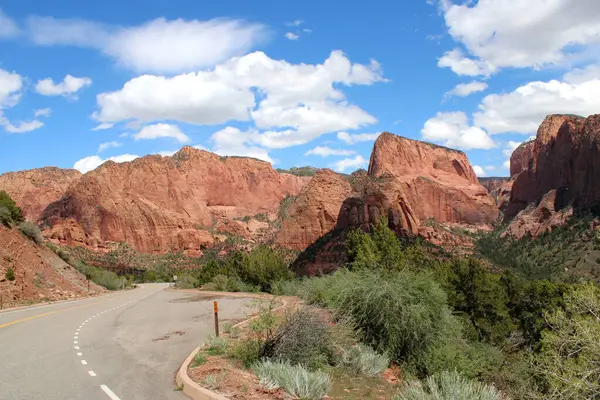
[[504, 114, 600, 238], [340, 133, 499, 233], [478, 177, 511, 211], [276, 169, 351, 250], [0, 167, 82, 221], [40, 148, 306, 254]]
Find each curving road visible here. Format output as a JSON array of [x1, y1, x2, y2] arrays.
[[0, 284, 255, 400]]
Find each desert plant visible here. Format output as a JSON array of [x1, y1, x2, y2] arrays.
[[252, 360, 331, 400], [394, 370, 504, 400], [248, 299, 278, 341], [5, 267, 15, 281], [205, 334, 228, 355], [338, 344, 389, 377], [0, 191, 23, 226], [199, 371, 227, 390], [260, 307, 333, 370], [174, 273, 196, 289], [19, 221, 42, 244], [271, 279, 303, 296], [227, 339, 262, 368], [0, 205, 11, 227], [191, 351, 207, 367]]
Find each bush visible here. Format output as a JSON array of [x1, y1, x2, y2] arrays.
[[271, 279, 303, 296], [191, 351, 207, 367], [0, 191, 23, 226], [57, 249, 70, 262], [72, 260, 123, 290], [346, 216, 404, 271], [5, 267, 15, 281], [332, 270, 458, 369], [394, 370, 504, 400], [19, 221, 42, 244], [227, 339, 262, 368], [235, 246, 294, 292], [252, 360, 331, 400], [260, 308, 333, 370], [174, 273, 197, 289], [338, 344, 389, 377], [205, 334, 228, 355]]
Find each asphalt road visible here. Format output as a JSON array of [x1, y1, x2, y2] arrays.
[[0, 283, 256, 400]]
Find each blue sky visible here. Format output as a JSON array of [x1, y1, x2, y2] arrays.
[[1, 0, 599, 176]]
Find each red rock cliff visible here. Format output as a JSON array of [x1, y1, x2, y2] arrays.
[[0, 167, 82, 221], [337, 133, 498, 233], [41, 147, 306, 254], [504, 114, 600, 237]]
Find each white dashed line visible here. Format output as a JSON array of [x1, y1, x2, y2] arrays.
[[77, 352, 82, 356], [100, 384, 122, 400], [74, 346, 80, 350], [74, 341, 78, 344], [81, 360, 87, 365], [88, 371, 96, 377]]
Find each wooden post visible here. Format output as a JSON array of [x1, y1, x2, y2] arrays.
[[87, 277, 90, 293], [214, 301, 220, 337], [0, 293, 3, 310]]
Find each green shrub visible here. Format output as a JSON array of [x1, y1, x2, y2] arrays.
[[271, 279, 303, 296], [205, 334, 228, 355], [0, 191, 23, 226], [333, 270, 458, 369], [191, 351, 207, 367], [199, 372, 227, 390], [19, 221, 42, 244], [235, 246, 293, 292], [252, 360, 331, 400], [5, 267, 15, 281], [260, 308, 333, 370], [346, 216, 404, 271], [227, 339, 262, 368], [394, 370, 504, 400], [338, 344, 389, 377], [57, 249, 70, 262], [174, 273, 197, 289], [71, 260, 123, 290], [296, 273, 343, 307]]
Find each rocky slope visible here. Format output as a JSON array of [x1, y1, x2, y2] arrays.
[[0, 167, 82, 221], [479, 177, 510, 210], [0, 226, 104, 308], [504, 114, 600, 238], [39, 148, 307, 254]]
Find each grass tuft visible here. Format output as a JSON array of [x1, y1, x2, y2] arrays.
[[252, 359, 331, 400]]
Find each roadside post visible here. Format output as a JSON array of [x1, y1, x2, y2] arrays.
[[214, 301, 220, 337]]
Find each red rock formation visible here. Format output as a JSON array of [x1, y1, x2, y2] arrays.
[[510, 141, 535, 177], [339, 133, 498, 233], [41, 147, 307, 254], [505, 114, 600, 238], [0, 167, 81, 221], [479, 178, 511, 211], [276, 169, 351, 250]]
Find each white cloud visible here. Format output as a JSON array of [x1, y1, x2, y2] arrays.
[[331, 155, 368, 172], [133, 123, 190, 143], [0, 9, 19, 38], [34, 108, 51, 118], [503, 141, 522, 157], [92, 122, 114, 131], [210, 126, 274, 163], [73, 154, 139, 173], [98, 141, 122, 152], [35, 75, 92, 97], [303, 28, 313, 33], [474, 78, 600, 135], [472, 165, 486, 177], [441, 0, 600, 72], [27, 16, 267, 74], [337, 131, 381, 145], [94, 50, 385, 148], [158, 150, 177, 157], [438, 48, 493, 77], [287, 20, 303, 27], [563, 64, 600, 84], [484, 165, 496, 171], [285, 32, 299, 40], [445, 81, 488, 98], [305, 146, 356, 157], [0, 117, 44, 133], [422, 111, 495, 150], [503, 160, 511, 170], [0, 69, 23, 107]]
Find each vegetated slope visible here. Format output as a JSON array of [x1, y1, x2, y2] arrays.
[[0, 226, 104, 308], [477, 214, 600, 282], [39, 147, 307, 254], [0, 167, 81, 221], [504, 114, 600, 238]]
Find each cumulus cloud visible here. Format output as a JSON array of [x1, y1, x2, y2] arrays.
[[563, 64, 600, 84], [97, 141, 122, 152], [34, 108, 51, 118], [445, 81, 488, 98], [331, 155, 368, 172], [0, 69, 23, 107], [503, 141, 523, 157], [94, 50, 385, 149], [133, 123, 190, 143], [0, 9, 19, 38], [92, 122, 114, 131], [35, 75, 92, 97], [27, 16, 268, 74], [285, 32, 299, 40], [210, 126, 274, 164], [438, 48, 493, 77], [0, 117, 44, 133], [337, 131, 381, 145], [73, 154, 139, 173], [440, 0, 600, 73], [474, 78, 600, 135], [421, 112, 495, 150], [472, 165, 486, 177], [305, 146, 355, 157]]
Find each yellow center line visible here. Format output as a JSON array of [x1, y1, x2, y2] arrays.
[[0, 294, 130, 330]]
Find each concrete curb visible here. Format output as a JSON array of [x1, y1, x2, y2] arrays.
[[176, 295, 289, 400]]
